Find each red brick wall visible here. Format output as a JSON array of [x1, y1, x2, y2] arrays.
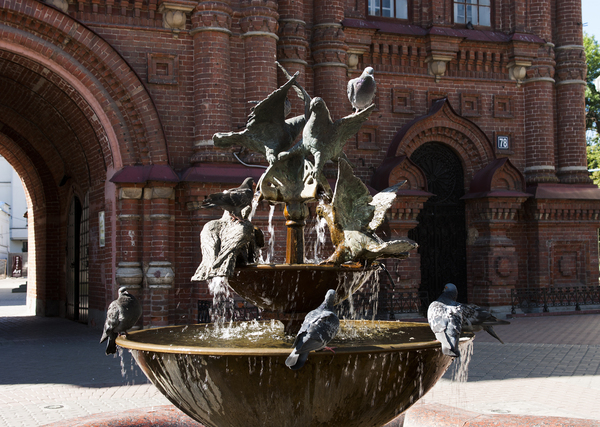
[[2, 0, 600, 324]]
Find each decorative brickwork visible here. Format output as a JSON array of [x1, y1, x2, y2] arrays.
[[1, 0, 600, 326]]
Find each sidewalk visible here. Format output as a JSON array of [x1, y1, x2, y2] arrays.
[[0, 276, 599, 426]]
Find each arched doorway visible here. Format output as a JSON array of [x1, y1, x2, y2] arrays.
[[408, 142, 468, 303]]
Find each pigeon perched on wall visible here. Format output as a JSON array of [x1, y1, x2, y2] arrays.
[[347, 66, 376, 111], [286, 289, 340, 370], [427, 283, 463, 357], [200, 177, 254, 220], [461, 303, 510, 343], [100, 287, 142, 355]]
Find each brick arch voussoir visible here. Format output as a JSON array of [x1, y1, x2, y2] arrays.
[[392, 111, 494, 187], [0, 0, 169, 166]]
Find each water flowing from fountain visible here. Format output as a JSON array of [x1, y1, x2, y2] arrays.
[[259, 205, 277, 263]]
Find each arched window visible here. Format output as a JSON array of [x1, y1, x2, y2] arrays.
[[454, 0, 491, 27], [368, 0, 408, 19]]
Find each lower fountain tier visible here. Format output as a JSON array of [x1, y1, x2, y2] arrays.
[[227, 263, 378, 314], [117, 320, 473, 427]]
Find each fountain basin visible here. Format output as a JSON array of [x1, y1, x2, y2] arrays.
[[117, 320, 473, 427], [227, 264, 377, 314]]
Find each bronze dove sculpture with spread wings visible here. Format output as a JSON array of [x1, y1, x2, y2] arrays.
[[213, 72, 306, 165], [278, 97, 375, 181], [317, 159, 417, 266]]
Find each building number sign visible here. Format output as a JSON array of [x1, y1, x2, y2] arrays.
[[497, 135, 509, 150]]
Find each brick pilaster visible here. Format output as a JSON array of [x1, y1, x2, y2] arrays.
[[312, 0, 348, 119], [142, 186, 176, 327], [554, 0, 590, 184], [241, 0, 279, 106], [465, 197, 527, 307], [523, 49, 559, 184], [115, 186, 144, 290], [277, 0, 308, 114], [190, 0, 233, 163]]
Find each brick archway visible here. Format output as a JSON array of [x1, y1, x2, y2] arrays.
[[0, 0, 169, 317], [384, 98, 495, 190]]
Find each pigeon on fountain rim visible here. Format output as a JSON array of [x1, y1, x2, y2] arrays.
[[286, 289, 340, 370], [427, 283, 463, 357], [100, 287, 142, 355]]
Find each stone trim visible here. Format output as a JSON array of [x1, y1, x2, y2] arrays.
[[190, 27, 233, 36], [555, 79, 587, 86], [241, 31, 279, 41]]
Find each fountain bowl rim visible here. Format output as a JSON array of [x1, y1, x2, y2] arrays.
[[116, 320, 473, 356]]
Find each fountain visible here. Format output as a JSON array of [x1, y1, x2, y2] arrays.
[[117, 64, 473, 427]]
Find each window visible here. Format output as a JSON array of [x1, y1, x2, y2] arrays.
[[368, 0, 408, 19], [454, 0, 490, 27]]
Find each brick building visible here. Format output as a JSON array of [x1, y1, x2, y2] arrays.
[[0, 0, 598, 326]]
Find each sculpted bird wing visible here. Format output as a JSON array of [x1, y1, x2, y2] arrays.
[[330, 103, 376, 154], [368, 181, 406, 231], [248, 72, 299, 127], [332, 158, 375, 231]]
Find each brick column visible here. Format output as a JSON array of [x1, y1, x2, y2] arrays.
[[143, 186, 175, 327], [190, 0, 233, 163], [523, 52, 559, 185], [240, 0, 279, 105], [114, 186, 144, 326], [115, 187, 144, 290], [554, 0, 590, 184], [312, 0, 348, 119], [277, 0, 308, 110]]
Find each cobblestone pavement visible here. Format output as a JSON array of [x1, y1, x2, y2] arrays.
[[414, 313, 600, 421], [1, 277, 600, 426]]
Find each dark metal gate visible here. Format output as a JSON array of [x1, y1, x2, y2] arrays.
[[66, 194, 89, 323], [408, 142, 468, 303]]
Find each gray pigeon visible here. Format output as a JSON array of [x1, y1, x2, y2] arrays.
[[461, 303, 509, 343], [347, 66, 376, 111], [286, 289, 340, 370], [200, 177, 254, 220], [427, 283, 463, 358], [100, 287, 142, 355]]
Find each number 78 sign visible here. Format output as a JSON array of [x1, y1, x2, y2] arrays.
[[497, 135, 509, 150]]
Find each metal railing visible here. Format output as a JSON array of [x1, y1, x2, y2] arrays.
[[511, 286, 600, 314]]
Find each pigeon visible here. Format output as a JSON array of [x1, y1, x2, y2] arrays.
[[461, 303, 510, 343], [213, 71, 307, 165], [286, 289, 340, 370], [100, 287, 142, 355], [316, 158, 417, 265], [466, 21, 474, 30], [278, 97, 375, 180], [427, 283, 463, 357], [200, 177, 254, 220], [347, 66, 376, 111], [191, 212, 264, 281]]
